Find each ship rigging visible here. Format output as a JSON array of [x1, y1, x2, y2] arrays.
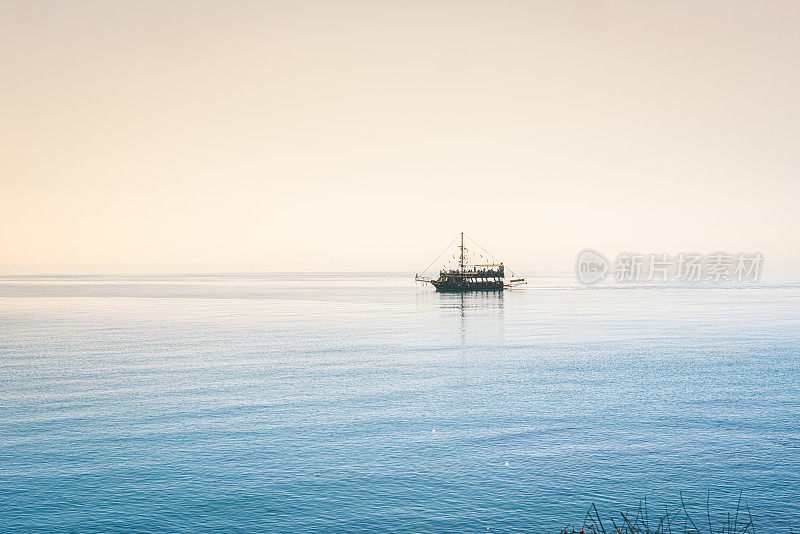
[[415, 232, 526, 292]]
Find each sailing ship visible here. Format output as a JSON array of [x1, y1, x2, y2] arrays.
[[415, 232, 526, 292]]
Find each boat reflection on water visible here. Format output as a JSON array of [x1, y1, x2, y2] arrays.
[[413, 283, 511, 321], [413, 285, 508, 318], [437, 289, 504, 316], [427, 289, 510, 345]]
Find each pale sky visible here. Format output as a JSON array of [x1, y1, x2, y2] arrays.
[[2, 0, 799, 270]]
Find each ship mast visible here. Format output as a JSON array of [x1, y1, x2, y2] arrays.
[[459, 231, 464, 272]]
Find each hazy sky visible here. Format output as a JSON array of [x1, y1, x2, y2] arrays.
[[2, 0, 799, 270]]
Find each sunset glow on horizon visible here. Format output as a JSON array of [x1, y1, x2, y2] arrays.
[[3, 0, 799, 269]]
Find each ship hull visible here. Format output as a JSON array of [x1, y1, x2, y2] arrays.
[[430, 280, 505, 292]]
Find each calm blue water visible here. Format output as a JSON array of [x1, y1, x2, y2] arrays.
[[2, 272, 799, 532]]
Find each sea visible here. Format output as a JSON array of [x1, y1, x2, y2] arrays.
[[1, 271, 799, 532]]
